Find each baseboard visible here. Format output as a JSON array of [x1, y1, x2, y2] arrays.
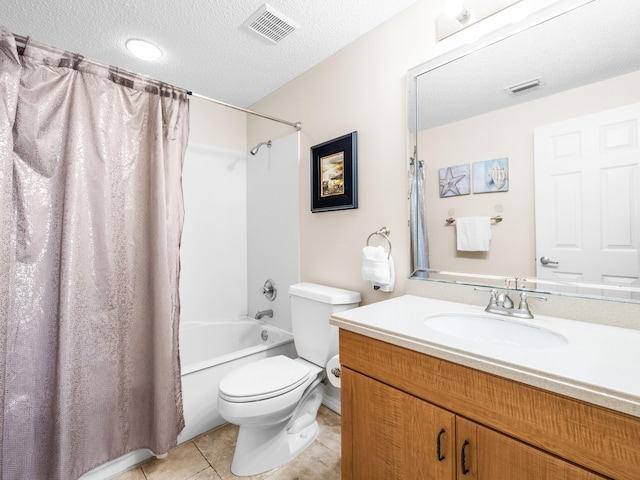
[[322, 395, 341, 415]]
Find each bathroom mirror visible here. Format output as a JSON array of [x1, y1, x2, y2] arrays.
[[408, 0, 640, 302]]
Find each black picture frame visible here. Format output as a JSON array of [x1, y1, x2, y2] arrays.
[[310, 131, 358, 212]]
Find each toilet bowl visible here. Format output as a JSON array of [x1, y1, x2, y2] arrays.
[[218, 356, 324, 476], [217, 283, 360, 476]]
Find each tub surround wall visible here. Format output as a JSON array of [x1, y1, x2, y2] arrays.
[[247, 132, 301, 334], [181, 97, 249, 321], [180, 143, 248, 322]]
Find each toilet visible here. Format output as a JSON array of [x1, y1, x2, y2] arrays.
[[217, 282, 361, 476]]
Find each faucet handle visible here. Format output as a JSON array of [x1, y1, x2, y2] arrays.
[[517, 292, 547, 317], [475, 287, 499, 312], [260, 279, 277, 301], [520, 292, 547, 304]]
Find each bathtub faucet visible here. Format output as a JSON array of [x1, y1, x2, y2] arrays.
[[255, 309, 273, 320]]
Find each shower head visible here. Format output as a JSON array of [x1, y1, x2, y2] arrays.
[[250, 140, 272, 155]]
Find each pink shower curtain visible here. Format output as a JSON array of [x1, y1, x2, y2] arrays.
[[0, 28, 188, 479]]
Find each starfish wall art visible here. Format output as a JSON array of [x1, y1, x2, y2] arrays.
[[438, 164, 470, 197]]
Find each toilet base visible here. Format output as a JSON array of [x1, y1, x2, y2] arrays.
[[231, 418, 319, 476], [230, 386, 323, 476]]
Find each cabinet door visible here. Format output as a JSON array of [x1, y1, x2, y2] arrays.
[[455, 417, 607, 480], [342, 367, 455, 480]]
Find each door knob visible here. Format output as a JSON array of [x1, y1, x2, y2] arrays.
[[540, 256, 559, 266]]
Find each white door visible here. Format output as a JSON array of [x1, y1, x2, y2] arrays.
[[534, 103, 640, 298]]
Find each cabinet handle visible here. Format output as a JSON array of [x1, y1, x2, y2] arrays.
[[461, 440, 470, 475], [436, 428, 446, 461]]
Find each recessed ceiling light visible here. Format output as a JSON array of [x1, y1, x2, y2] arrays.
[[125, 39, 162, 61]]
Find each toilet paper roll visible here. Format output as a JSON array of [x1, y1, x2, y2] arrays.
[[326, 354, 341, 388]]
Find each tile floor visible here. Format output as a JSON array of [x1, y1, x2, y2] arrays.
[[112, 406, 341, 480]]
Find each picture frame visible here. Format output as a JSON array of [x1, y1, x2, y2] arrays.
[[438, 164, 470, 197], [472, 157, 509, 193], [310, 131, 358, 212]]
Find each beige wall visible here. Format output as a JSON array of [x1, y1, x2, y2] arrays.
[[244, 0, 638, 312], [247, 1, 444, 305], [245, 0, 562, 305], [421, 71, 640, 279], [189, 96, 247, 150]]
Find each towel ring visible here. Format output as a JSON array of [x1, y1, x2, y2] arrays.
[[366, 227, 392, 259]]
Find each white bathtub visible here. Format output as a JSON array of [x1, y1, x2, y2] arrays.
[[177, 318, 297, 443], [81, 318, 295, 480]]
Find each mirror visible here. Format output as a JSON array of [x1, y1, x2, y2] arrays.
[[408, 0, 640, 302]]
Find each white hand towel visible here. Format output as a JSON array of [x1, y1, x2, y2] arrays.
[[361, 246, 395, 292], [455, 216, 491, 252], [377, 254, 395, 293]]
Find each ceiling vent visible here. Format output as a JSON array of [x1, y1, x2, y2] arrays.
[[243, 4, 300, 44]]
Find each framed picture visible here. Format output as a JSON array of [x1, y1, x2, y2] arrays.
[[310, 131, 358, 212], [439, 164, 470, 197], [473, 157, 509, 193]]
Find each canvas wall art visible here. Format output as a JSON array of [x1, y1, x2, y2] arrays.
[[439, 164, 470, 197], [473, 158, 509, 193]]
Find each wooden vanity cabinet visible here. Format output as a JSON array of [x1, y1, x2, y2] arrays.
[[343, 367, 455, 479], [339, 329, 640, 480]]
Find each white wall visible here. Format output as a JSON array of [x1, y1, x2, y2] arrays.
[[178, 97, 249, 321], [247, 132, 301, 332], [185, 98, 301, 330], [180, 143, 248, 322]]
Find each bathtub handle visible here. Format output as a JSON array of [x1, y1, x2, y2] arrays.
[[261, 279, 277, 301]]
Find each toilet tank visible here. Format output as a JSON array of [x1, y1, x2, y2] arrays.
[[289, 283, 360, 366]]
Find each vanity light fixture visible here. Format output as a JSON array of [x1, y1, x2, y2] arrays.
[[436, 0, 523, 41], [507, 77, 542, 94], [125, 38, 162, 61], [445, 1, 471, 23]]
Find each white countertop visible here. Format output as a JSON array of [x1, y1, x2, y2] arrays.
[[330, 295, 640, 417]]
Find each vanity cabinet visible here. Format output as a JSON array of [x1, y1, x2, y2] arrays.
[[344, 367, 455, 479], [339, 329, 640, 480]]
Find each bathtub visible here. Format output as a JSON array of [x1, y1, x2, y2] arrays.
[[80, 318, 295, 480], [177, 318, 297, 443]]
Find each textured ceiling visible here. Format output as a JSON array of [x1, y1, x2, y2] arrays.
[[3, 0, 421, 108], [415, 0, 640, 129]]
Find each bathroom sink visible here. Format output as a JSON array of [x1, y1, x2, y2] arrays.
[[424, 313, 567, 348]]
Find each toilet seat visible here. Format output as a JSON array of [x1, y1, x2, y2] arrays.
[[219, 355, 311, 402]]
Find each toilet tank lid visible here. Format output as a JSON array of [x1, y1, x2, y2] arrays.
[[289, 283, 361, 305]]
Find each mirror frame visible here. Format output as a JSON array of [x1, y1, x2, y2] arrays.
[[407, 0, 640, 304]]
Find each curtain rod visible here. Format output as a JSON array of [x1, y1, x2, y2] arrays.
[[10, 31, 300, 130], [187, 91, 302, 131]]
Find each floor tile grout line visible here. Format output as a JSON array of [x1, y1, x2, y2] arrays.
[[191, 439, 224, 480]]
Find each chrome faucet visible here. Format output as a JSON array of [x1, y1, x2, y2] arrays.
[[255, 309, 273, 320], [483, 288, 546, 319]]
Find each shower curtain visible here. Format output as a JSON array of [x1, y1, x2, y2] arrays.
[[410, 158, 429, 278], [0, 28, 188, 479]]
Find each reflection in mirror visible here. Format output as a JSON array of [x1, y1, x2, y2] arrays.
[[408, 0, 640, 302]]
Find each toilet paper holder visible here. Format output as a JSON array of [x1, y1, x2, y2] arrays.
[[326, 354, 342, 387]]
